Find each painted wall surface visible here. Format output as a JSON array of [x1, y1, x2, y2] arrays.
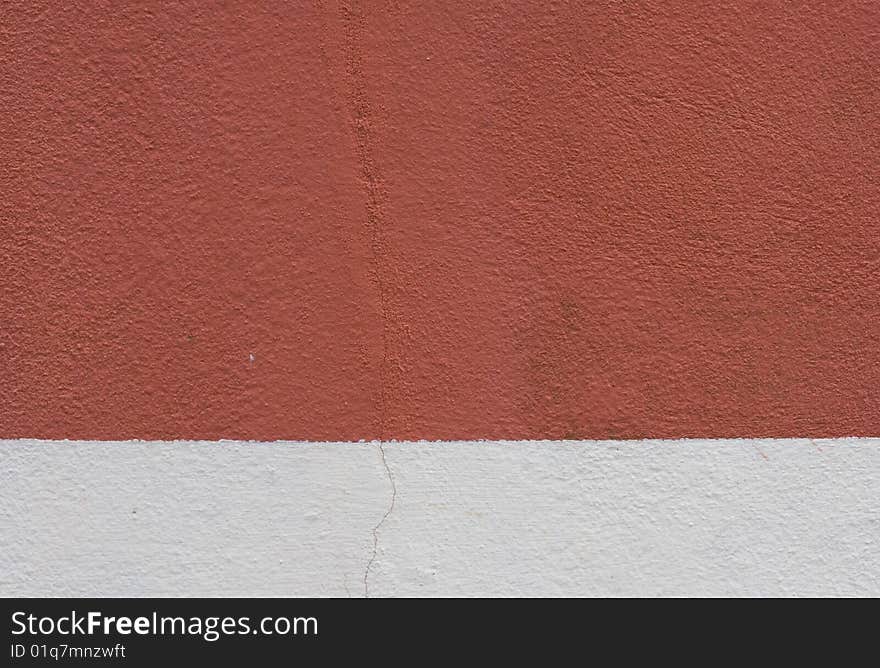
[[3, 439, 879, 597], [3, 3, 878, 441]]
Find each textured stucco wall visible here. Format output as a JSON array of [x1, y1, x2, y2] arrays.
[[3, 2, 879, 441], [3, 3, 878, 600], [3, 439, 879, 597]]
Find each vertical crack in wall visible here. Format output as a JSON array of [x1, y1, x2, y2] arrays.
[[341, 2, 392, 439], [364, 441, 397, 597], [324, 2, 409, 594], [338, 1, 414, 439]]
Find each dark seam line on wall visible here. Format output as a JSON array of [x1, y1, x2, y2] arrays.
[[363, 441, 397, 597]]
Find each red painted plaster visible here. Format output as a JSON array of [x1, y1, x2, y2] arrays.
[[2, 2, 878, 440]]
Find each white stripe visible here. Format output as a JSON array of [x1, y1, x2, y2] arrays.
[[2, 438, 879, 597]]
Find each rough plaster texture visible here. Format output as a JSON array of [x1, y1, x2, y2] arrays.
[[3, 2, 879, 441], [3, 439, 879, 597]]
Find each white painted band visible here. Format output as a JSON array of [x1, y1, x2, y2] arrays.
[[2, 439, 879, 597]]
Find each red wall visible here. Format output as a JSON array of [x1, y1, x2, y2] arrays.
[[2, 2, 878, 440]]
